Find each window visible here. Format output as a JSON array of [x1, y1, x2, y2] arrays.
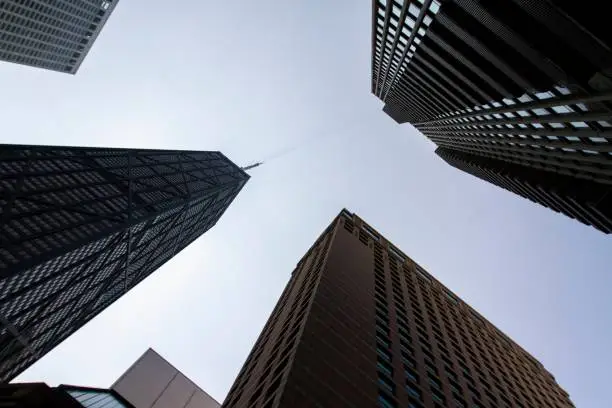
[[398, 326, 411, 341], [421, 346, 435, 361], [590, 136, 607, 143], [403, 355, 417, 369], [378, 372, 396, 394], [445, 291, 458, 304], [396, 308, 408, 323], [376, 310, 389, 324], [264, 376, 282, 403], [377, 346, 392, 362], [430, 0, 441, 14], [374, 289, 387, 310], [406, 384, 422, 400], [518, 94, 532, 103], [377, 334, 391, 349], [408, 400, 424, 408], [415, 266, 431, 283], [449, 379, 462, 396], [408, 3, 420, 17], [454, 397, 467, 408], [425, 359, 438, 375], [392, 4, 401, 17], [445, 367, 458, 382], [378, 358, 394, 377], [428, 374, 443, 390], [431, 389, 446, 405], [555, 86, 571, 95], [535, 91, 554, 100], [532, 108, 549, 116], [378, 391, 397, 408], [400, 339, 414, 356], [362, 224, 379, 241], [67, 389, 129, 408], [340, 208, 353, 219], [376, 319, 390, 333], [376, 301, 389, 315], [551, 105, 572, 114], [405, 366, 419, 383]]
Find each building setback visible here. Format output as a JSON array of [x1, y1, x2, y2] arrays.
[[371, 0, 612, 233], [112, 348, 220, 408], [222, 209, 573, 408], [1, 348, 219, 407], [0, 0, 120, 73], [0, 144, 249, 382]]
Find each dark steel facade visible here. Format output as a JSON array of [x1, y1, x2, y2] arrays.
[[222, 210, 574, 408], [0, 383, 133, 408], [0, 0, 120, 73], [371, 0, 612, 232], [0, 144, 248, 382]]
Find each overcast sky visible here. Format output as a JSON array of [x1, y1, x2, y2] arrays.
[[4, 1, 611, 407]]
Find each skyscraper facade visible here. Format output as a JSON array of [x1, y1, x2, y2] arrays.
[[222, 209, 573, 408], [0, 144, 249, 382], [0, 0, 119, 73], [371, 0, 612, 232]]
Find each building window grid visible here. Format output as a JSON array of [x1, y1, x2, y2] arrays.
[[424, 290, 546, 408], [1, 147, 248, 381], [418, 88, 612, 158], [1, 8, 94, 44], [0, 0, 115, 71], [229, 214, 575, 407], [228, 249, 319, 408], [428, 135, 611, 186], [425, 126, 609, 157], [374, 0, 442, 97]]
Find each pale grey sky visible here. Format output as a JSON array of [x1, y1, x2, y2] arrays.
[[4, 1, 612, 407]]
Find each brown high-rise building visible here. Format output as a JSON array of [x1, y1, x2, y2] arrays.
[[222, 209, 573, 408]]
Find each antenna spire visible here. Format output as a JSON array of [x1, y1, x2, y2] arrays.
[[241, 161, 264, 171]]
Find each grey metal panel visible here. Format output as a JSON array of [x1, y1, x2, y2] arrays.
[[112, 349, 220, 408], [185, 391, 220, 408], [112, 349, 178, 408], [151, 373, 195, 408]]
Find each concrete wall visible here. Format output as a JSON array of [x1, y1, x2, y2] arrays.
[[112, 349, 219, 408]]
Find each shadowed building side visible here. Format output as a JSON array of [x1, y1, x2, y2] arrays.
[[436, 147, 612, 233]]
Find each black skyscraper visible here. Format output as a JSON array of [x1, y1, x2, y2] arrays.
[[0, 144, 249, 381], [371, 0, 612, 233], [0, 0, 119, 73]]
